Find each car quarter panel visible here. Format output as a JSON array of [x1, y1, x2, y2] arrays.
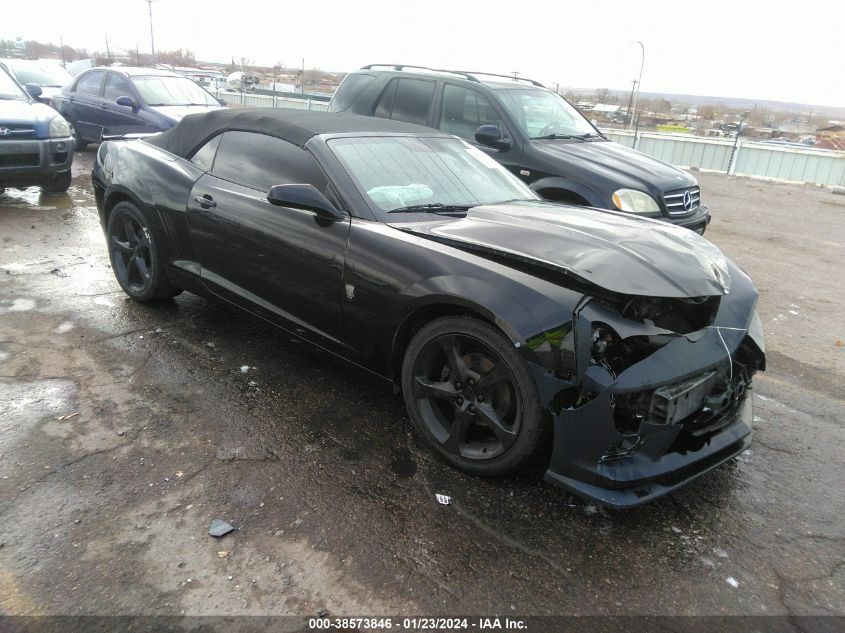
[[95, 140, 204, 273]]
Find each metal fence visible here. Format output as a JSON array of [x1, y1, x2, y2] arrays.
[[601, 129, 845, 187], [214, 94, 844, 187], [218, 91, 329, 111]]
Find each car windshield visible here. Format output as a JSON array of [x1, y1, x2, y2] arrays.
[[10, 64, 72, 88], [0, 67, 28, 101], [131, 75, 218, 106], [328, 136, 539, 218], [496, 88, 596, 139]]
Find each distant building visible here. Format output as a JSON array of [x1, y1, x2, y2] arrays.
[[590, 103, 621, 114], [816, 124, 845, 150], [777, 120, 817, 137]]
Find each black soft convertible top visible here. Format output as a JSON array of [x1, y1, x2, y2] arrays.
[[144, 108, 435, 158]]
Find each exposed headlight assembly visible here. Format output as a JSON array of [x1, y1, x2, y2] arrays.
[[49, 115, 71, 138], [612, 188, 660, 214]]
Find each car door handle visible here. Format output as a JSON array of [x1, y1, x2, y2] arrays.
[[193, 195, 216, 208]]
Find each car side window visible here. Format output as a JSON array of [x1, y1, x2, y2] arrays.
[[103, 73, 132, 101], [75, 71, 104, 96], [189, 134, 222, 172], [330, 73, 375, 112], [212, 131, 328, 193], [440, 84, 502, 141], [374, 78, 435, 126]]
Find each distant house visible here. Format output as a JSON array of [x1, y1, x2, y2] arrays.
[[777, 120, 817, 137], [590, 103, 620, 114], [816, 124, 845, 150], [588, 103, 623, 124]]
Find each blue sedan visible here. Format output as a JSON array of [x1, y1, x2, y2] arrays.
[[53, 67, 224, 150]]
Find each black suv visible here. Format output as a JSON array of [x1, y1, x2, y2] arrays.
[[329, 65, 711, 233]]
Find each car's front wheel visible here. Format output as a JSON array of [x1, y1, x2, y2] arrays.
[[106, 201, 181, 302], [42, 171, 71, 194], [401, 316, 547, 476]]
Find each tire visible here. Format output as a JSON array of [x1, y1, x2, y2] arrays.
[[42, 171, 71, 194], [70, 123, 87, 151], [401, 316, 547, 476], [105, 201, 182, 302]]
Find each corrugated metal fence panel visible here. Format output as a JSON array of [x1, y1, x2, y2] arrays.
[[219, 92, 241, 107], [734, 142, 845, 187], [600, 128, 845, 187], [218, 92, 329, 111], [637, 134, 734, 171], [602, 129, 635, 148]]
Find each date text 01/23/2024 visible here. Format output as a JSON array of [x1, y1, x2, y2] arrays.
[[308, 617, 528, 630]]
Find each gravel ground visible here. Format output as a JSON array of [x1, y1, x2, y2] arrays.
[[0, 153, 843, 624]]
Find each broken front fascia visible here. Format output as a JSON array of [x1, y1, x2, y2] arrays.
[[528, 262, 765, 509]]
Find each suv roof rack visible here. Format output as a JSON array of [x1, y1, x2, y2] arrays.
[[359, 64, 545, 88], [360, 64, 481, 82], [447, 70, 545, 88]]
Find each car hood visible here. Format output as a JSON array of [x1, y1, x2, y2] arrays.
[[0, 99, 58, 126], [148, 104, 224, 122], [392, 202, 730, 298], [534, 139, 697, 192]]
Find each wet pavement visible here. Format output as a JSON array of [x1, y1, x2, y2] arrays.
[[0, 152, 843, 618]]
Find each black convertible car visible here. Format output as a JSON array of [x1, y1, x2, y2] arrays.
[[92, 109, 765, 508]]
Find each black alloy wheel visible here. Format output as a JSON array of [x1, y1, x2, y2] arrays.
[[106, 201, 180, 301], [402, 317, 545, 476]]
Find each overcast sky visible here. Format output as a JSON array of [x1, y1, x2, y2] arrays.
[[4, 0, 843, 106]]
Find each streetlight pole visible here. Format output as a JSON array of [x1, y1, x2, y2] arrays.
[[727, 111, 749, 175], [626, 78, 637, 127], [146, 0, 156, 65], [629, 41, 644, 132]]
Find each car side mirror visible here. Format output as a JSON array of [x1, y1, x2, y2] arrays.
[[475, 124, 511, 151], [116, 95, 138, 111], [25, 83, 43, 99], [267, 184, 344, 221]]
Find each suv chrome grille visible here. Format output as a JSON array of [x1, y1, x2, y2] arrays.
[[663, 187, 701, 216], [0, 125, 36, 140]]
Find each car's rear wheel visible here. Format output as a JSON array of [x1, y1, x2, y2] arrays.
[[401, 316, 546, 476], [42, 171, 71, 194], [70, 123, 87, 151], [106, 201, 181, 302]]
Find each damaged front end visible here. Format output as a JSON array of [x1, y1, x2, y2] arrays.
[[533, 263, 766, 508]]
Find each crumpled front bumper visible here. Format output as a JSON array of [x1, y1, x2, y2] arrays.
[[545, 393, 752, 508], [542, 299, 763, 509]]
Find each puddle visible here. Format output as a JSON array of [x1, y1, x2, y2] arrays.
[[0, 378, 78, 435], [0, 187, 72, 210], [0, 298, 36, 313], [54, 321, 75, 334]]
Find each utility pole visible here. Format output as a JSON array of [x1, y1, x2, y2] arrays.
[[629, 41, 645, 132], [626, 78, 637, 128], [727, 111, 749, 174], [146, 0, 156, 65], [301, 58, 305, 94], [59, 35, 66, 68], [105, 35, 111, 63]]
